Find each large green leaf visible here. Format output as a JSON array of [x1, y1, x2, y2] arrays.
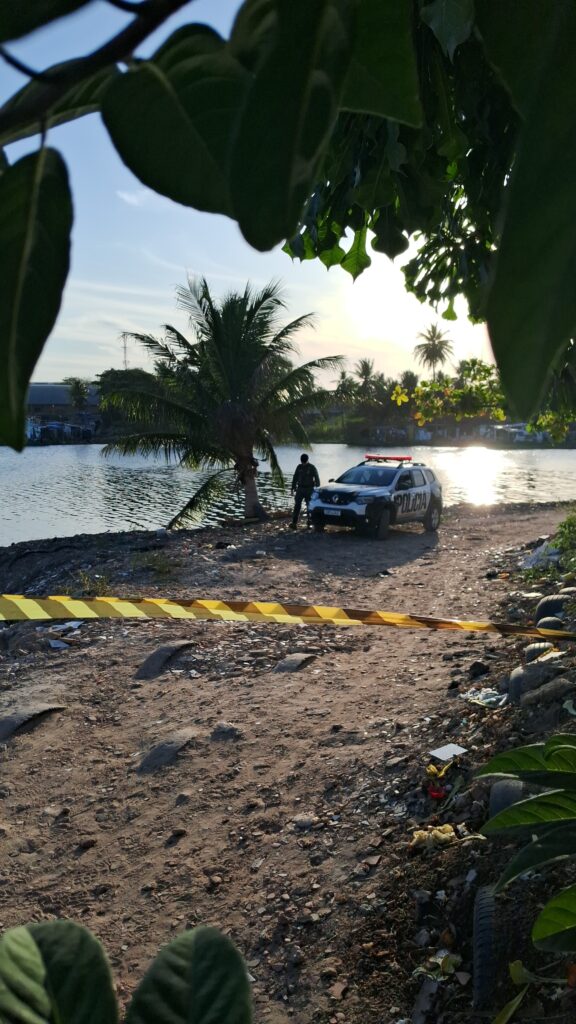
[[532, 885, 576, 952], [483, 790, 576, 835], [341, 225, 371, 279], [477, 743, 547, 777], [486, 2, 576, 418], [496, 824, 576, 890], [126, 926, 251, 1024], [0, 927, 50, 1024], [0, 66, 118, 148], [28, 921, 118, 1024], [0, 922, 115, 1024], [230, 0, 356, 250], [0, 148, 73, 450], [546, 734, 576, 751], [103, 45, 248, 216], [371, 207, 409, 258], [420, 0, 475, 60], [475, 0, 561, 117], [229, 0, 276, 70], [0, 0, 91, 42], [341, 0, 422, 126], [153, 24, 224, 69]]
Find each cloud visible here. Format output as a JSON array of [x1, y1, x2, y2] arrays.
[[116, 188, 151, 207]]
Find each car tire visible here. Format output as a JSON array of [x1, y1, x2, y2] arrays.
[[472, 886, 496, 1010], [423, 501, 441, 532], [376, 508, 390, 540], [313, 521, 325, 533], [489, 779, 525, 818]]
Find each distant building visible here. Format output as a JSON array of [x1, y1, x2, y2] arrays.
[[26, 382, 100, 443], [27, 382, 99, 418]]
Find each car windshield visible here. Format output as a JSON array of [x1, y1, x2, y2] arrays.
[[336, 466, 398, 486]]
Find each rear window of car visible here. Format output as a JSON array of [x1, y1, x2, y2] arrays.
[[424, 469, 436, 483], [337, 466, 398, 486], [412, 469, 425, 486]]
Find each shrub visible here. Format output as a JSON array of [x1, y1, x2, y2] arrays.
[[0, 920, 251, 1024]]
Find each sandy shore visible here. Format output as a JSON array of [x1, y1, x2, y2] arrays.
[[0, 503, 571, 1022]]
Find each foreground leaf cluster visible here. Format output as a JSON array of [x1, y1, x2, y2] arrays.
[[2, 0, 576, 444], [0, 919, 251, 1024]]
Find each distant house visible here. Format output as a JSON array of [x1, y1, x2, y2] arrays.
[[27, 382, 100, 419], [26, 382, 101, 443]]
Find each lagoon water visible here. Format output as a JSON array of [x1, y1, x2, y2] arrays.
[[1, 443, 575, 546]]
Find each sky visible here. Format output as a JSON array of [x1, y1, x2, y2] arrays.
[[3, 0, 493, 383]]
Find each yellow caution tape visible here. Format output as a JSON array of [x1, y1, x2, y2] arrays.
[[0, 594, 574, 640]]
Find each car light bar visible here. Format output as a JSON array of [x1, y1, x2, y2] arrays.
[[364, 454, 412, 462]]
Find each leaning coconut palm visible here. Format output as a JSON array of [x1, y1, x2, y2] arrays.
[[102, 278, 342, 526], [414, 324, 454, 381]]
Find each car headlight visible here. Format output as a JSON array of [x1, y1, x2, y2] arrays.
[[355, 495, 374, 505], [311, 488, 319, 498]]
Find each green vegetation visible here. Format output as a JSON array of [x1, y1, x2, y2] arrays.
[[480, 735, 576, 953], [414, 325, 454, 382], [3, 2, 576, 445], [101, 278, 341, 525], [74, 569, 111, 597], [555, 514, 576, 575], [0, 919, 251, 1024], [63, 376, 91, 412]]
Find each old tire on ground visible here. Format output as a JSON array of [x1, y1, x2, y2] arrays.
[[376, 508, 390, 540], [536, 616, 567, 632], [473, 886, 496, 1010], [524, 641, 554, 663], [423, 502, 441, 532], [535, 595, 568, 621], [489, 779, 525, 818]]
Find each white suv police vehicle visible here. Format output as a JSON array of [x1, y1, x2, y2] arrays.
[[309, 455, 442, 539]]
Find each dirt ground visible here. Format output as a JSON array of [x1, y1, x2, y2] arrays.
[[0, 503, 570, 1022]]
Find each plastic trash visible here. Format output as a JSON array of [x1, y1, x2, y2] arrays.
[[520, 541, 561, 570], [460, 687, 508, 708], [429, 742, 467, 761]]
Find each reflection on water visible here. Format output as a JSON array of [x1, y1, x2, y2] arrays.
[[0, 443, 575, 545]]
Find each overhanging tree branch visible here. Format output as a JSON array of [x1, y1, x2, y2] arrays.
[[0, 0, 194, 140]]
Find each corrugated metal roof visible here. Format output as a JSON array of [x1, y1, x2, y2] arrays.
[[27, 383, 99, 407]]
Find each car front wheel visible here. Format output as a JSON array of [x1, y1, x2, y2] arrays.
[[423, 502, 441, 531], [375, 508, 390, 540]]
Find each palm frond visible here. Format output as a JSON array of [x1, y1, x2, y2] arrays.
[[257, 356, 343, 409], [178, 446, 231, 470], [268, 312, 317, 353], [255, 431, 286, 487], [285, 416, 311, 446], [166, 469, 234, 529], [102, 432, 190, 462], [102, 381, 201, 430], [121, 331, 177, 364], [161, 324, 199, 362]]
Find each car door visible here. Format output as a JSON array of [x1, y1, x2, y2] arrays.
[[393, 470, 414, 521], [410, 468, 430, 519]]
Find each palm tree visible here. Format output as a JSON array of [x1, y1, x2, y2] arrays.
[[63, 377, 90, 413], [414, 324, 454, 381], [400, 369, 419, 393], [334, 369, 357, 403], [102, 278, 342, 526], [354, 357, 377, 400]]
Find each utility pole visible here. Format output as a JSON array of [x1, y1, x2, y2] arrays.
[[122, 335, 128, 370]]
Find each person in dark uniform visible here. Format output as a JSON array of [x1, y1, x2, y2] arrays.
[[290, 453, 320, 528]]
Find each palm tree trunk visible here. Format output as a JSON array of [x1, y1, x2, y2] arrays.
[[235, 454, 267, 520]]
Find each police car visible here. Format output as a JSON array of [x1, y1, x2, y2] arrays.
[[309, 455, 442, 539]]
